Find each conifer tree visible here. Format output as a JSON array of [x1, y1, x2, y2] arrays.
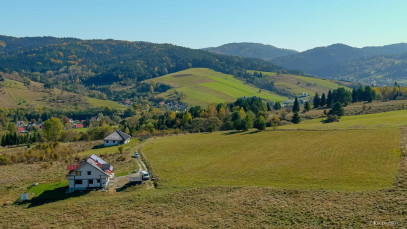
[[313, 93, 320, 108], [326, 90, 333, 107], [293, 97, 300, 113], [304, 101, 311, 112], [292, 112, 301, 124], [320, 93, 326, 107]]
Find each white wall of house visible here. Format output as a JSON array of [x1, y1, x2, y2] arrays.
[[104, 140, 119, 147], [68, 163, 109, 191], [103, 138, 130, 147]]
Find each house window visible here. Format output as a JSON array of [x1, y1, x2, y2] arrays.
[[87, 171, 91, 175], [89, 179, 94, 184], [113, 140, 116, 143], [96, 179, 100, 183], [75, 180, 82, 184], [76, 171, 81, 176]]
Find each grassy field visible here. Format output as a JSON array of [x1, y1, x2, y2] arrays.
[[143, 128, 400, 191], [247, 70, 350, 97], [282, 109, 407, 130], [1, 110, 407, 227], [87, 97, 124, 109], [142, 110, 407, 191], [152, 68, 287, 106], [77, 139, 139, 156], [0, 78, 123, 109]]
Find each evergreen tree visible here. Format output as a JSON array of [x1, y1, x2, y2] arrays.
[[293, 97, 300, 113], [267, 102, 271, 111], [320, 93, 326, 107], [291, 112, 301, 124], [326, 90, 333, 107], [313, 93, 320, 108], [304, 101, 311, 112], [352, 88, 358, 103], [329, 102, 344, 117], [273, 101, 282, 110], [332, 87, 352, 106]]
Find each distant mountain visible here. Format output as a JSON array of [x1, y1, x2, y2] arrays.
[[203, 42, 298, 61], [272, 43, 407, 85], [325, 53, 407, 85]]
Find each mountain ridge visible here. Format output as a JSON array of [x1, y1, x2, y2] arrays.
[[203, 42, 298, 61]]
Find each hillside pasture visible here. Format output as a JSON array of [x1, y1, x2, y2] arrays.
[[247, 70, 349, 97], [0, 78, 123, 109], [152, 68, 287, 106], [143, 127, 401, 191], [282, 109, 407, 131]]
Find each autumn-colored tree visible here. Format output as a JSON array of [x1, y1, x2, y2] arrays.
[[43, 117, 63, 142]]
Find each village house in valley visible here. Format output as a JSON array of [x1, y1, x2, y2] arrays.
[[67, 154, 114, 193], [104, 130, 131, 147]]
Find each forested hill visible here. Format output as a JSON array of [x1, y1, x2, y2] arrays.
[[203, 42, 298, 61], [0, 36, 286, 97], [272, 43, 407, 85]]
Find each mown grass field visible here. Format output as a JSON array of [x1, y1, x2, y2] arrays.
[[143, 129, 401, 191], [247, 70, 349, 97], [152, 68, 287, 106], [282, 109, 407, 130]]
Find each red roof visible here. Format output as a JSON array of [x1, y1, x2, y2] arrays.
[[124, 99, 131, 104], [67, 165, 79, 170], [75, 124, 84, 128], [18, 127, 25, 132]]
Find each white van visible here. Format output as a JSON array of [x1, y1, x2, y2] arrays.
[[140, 171, 150, 180]]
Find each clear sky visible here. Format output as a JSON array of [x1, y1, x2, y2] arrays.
[[1, 0, 407, 51]]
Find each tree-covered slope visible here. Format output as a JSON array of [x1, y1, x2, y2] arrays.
[[0, 36, 290, 101], [203, 42, 298, 61], [272, 43, 407, 85]]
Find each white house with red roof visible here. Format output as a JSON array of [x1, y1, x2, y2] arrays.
[[67, 154, 114, 193]]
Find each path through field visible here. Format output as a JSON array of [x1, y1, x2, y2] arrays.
[[134, 138, 157, 189]]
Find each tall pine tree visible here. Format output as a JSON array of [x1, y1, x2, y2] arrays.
[[313, 93, 320, 108], [293, 97, 300, 113], [326, 90, 333, 107], [320, 93, 326, 107]]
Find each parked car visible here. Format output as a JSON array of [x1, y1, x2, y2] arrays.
[[140, 170, 150, 180], [134, 152, 139, 158]]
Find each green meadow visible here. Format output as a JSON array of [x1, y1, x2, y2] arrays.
[[152, 68, 287, 106], [247, 70, 349, 97], [143, 110, 407, 191]]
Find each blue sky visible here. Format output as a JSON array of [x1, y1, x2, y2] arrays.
[[1, 0, 407, 51]]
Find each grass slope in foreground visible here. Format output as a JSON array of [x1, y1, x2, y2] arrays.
[[247, 70, 350, 97], [151, 68, 287, 106], [143, 110, 407, 191]]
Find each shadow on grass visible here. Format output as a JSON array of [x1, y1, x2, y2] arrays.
[[222, 130, 263, 135], [222, 131, 241, 135], [16, 186, 90, 208], [242, 130, 261, 135], [116, 183, 131, 192], [116, 182, 143, 192], [92, 144, 105, 149]]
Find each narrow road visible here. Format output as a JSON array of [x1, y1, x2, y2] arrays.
[[133, 138, 157, 189]]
